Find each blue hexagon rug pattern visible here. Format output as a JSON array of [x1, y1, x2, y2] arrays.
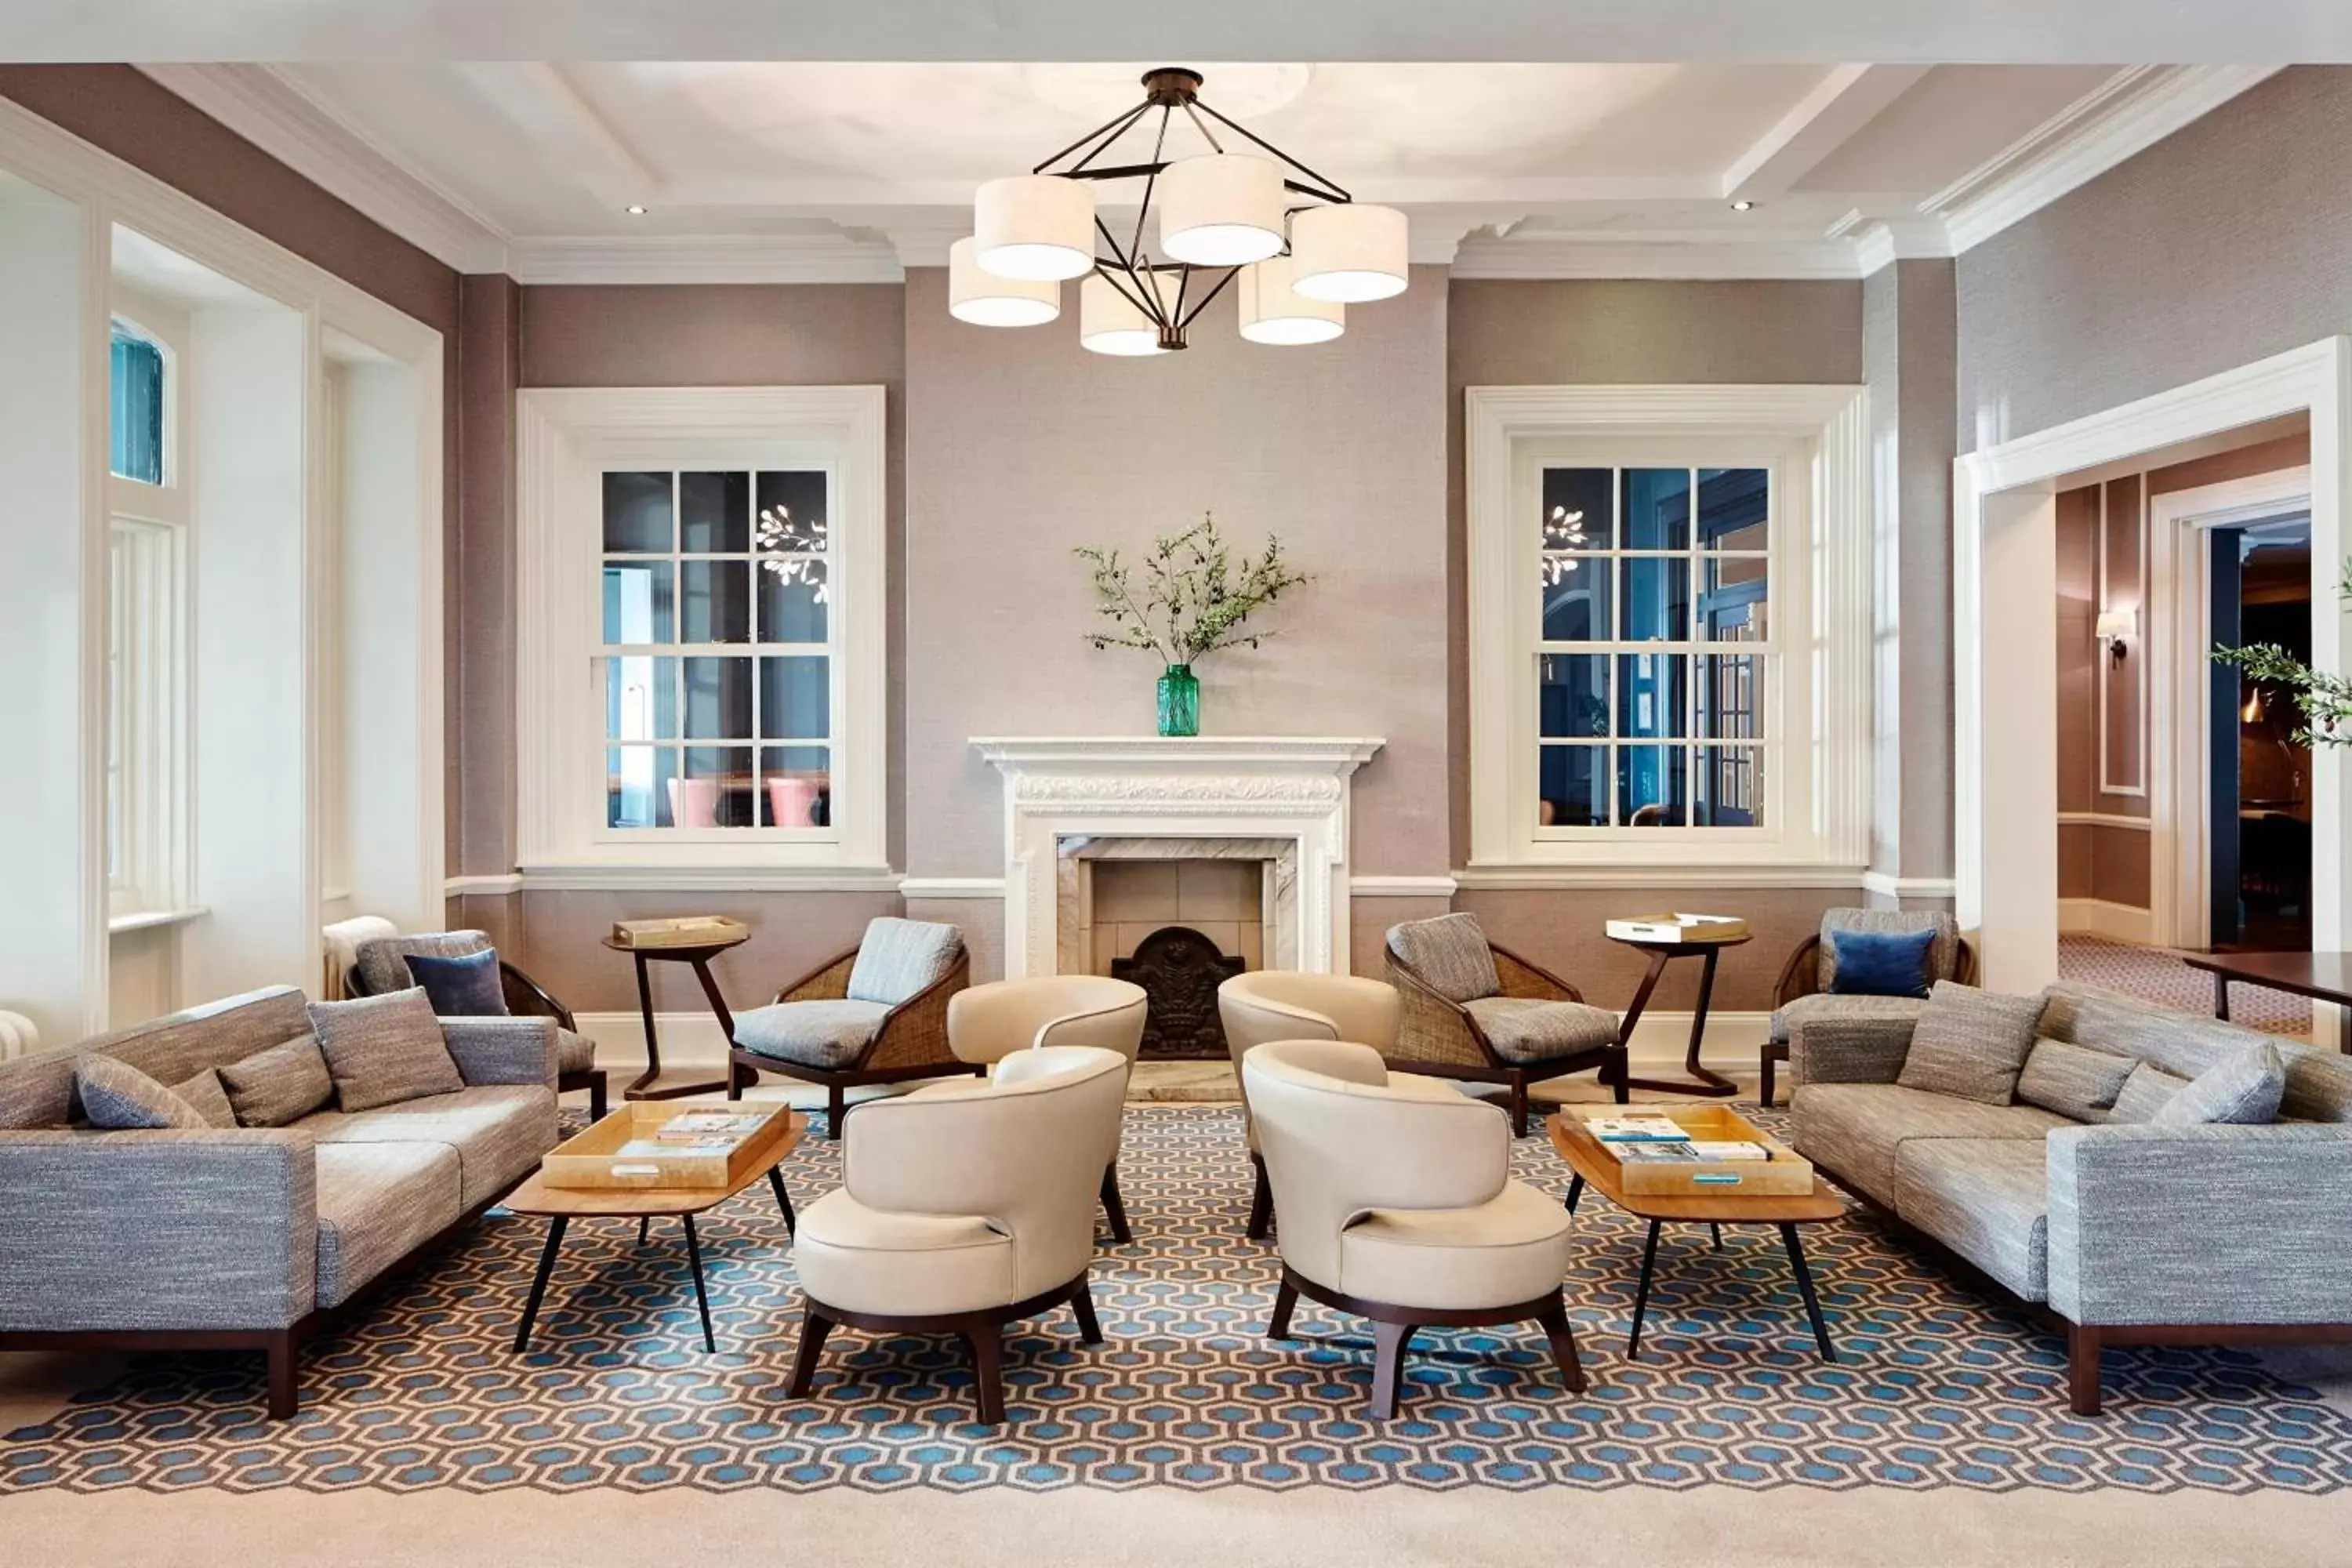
[[4, 1105, 2350, 1495]]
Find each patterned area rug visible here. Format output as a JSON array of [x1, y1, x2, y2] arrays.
[[2058, 936, 2313, 1036], [5, 1105, 2350, 1497]]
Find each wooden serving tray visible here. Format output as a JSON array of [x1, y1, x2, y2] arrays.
[[1567, 1105, 1816, 1197], [539, 1100, 794, 1190]]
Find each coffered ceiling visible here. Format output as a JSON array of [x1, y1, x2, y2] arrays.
[[136, 59, 2278, 281]]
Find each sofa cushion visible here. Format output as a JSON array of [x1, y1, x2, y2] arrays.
[[2110, 1062, 2191, 1123], [294, 1084, 555, 1210], [1827, 926, 1937, 999], [1791, 1082, 2069, 1201], [844, 918, 964, 1007], [1896, 981, 2044, 1105], [219, 1034, 336, 1127], [1386, 913, 1501, 1004], [1339, 1178, 1575, 1312], [402, 947, 510, 1018], [1892, 1137, 2051, 1301], [2039, 980, 2352, 1123], [1461, 996, 1620, 1065], [1818, 908, 1958, 993], [1769, 992, 1929, 1045], [74, 1056, 211, 1131], [307, 989, 466, 1113], [314, 1142, 464, 1308], [2015, 1038, 2136, 1123], [3, 985, 314, 1132], [353, 931, 490, 1000], [2153, 1044, 2286, 1127], [792, 1187, 1015, 1317], [171, 1068, 238, 1129], [735, 1000, 893, 1070]]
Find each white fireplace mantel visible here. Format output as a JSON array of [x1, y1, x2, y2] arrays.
[[972, 736, 1385, 979]]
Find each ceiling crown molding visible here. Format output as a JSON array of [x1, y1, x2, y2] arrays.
[[506, 231, 905, 285], [139, 64, 510, 273], [1921, 64, 2279, 254], [1450, 229, 1864, 281]]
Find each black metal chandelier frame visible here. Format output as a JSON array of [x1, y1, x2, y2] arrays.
[[1030, 67, 1354, 350]]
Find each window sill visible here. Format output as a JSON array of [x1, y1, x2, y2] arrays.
[[108, 906, 209, 935], [1455, 863, 1869, 891], [512, 864, 901, 894]]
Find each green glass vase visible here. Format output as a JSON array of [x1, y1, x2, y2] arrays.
[[1156, 664, 1200, 737]]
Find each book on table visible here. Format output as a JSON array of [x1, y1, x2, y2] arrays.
[[1586, 1116, 1692, 1144]]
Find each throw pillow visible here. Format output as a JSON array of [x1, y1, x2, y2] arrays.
[[171, 1067, 238, 1129], [1894, 980, 2045, 1105], [1387, 913, 1502, 1004], [1827, 927, 1937, 999], [219, 1035, 336, 1127], [74, 1055, 212, 1131], [306, 988, 465, 1113], [2110, 1061, 2191, 1123], [403, 946, 510, 1017], [2015, 1038, 2137, 1122], [2152, 1044, 2288, 1127]]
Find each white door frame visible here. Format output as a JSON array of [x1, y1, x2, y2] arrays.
[[1956, 337, 2349, 1000], [2149, 469, 2313, 951]]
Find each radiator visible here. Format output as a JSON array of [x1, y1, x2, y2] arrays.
[[0, 1010, 38, 1062]]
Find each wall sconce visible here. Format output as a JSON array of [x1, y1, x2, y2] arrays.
[[2094, 608, 2136, 666]]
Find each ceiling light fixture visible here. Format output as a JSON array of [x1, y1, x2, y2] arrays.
[[625, 204, 648, 215], [958, 66, 1407, 355], [1730, 199, 1755, 212]]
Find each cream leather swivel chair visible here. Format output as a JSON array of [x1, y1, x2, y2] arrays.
[[788, 1044, 1129, 1426], [948, 975, 1148, 1243], [1243, 1039, 1585, 1418], [1217, 972, 1399, 1240]]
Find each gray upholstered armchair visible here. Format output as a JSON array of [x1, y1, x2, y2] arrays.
[[1761, 907, 1974, 1106]]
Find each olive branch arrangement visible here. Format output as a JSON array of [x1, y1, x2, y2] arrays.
[[2214, 555, 2352, 746], [1075, 514, 1310, 666]]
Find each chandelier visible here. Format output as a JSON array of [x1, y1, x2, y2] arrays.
[[949, 67, 1409, 355]]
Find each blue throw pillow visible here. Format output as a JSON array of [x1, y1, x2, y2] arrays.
[[403, 947, 510, 1017], [1827, 927, 1936, 999]]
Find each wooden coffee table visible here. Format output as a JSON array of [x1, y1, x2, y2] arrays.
[[503, 1109, 805, 1354], [1548, 1112, 1845, 1361]]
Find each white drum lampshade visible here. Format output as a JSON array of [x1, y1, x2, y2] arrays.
[[1288, 203, 1410, 302], [1080, 274, 1168, 356], [1156, 153, 1285, 267], [1237, 256, 1345, 345], [974, 174, 1098, 281], [949, 238, 1060, 326]]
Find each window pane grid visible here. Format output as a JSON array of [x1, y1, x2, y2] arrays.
[[1535, 464, 1769, 829]]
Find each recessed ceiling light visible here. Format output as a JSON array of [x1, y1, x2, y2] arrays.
[[625, 204, 648, 216], [1730, 199, 1756, 212]]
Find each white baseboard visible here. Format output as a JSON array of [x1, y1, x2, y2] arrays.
[[574, 1008, 1770, 1076], [2058, 898, 2155, 945]]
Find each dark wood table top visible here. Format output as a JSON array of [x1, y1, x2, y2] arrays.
[[2180, 951, 2352, 1002], [504, 1112, 805, 1218], [1547, 1114, 1844, 1225]]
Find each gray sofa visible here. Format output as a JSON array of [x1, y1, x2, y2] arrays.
[[0, 985, 561, 1418], [1789, 979, 2352, 1414]]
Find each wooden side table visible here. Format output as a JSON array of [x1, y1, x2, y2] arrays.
[[1608, 931, 1748, 1098], [604, 936, 742, 1101]]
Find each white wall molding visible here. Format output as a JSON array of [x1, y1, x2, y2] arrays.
[[506, 233, 905, 286], [898, 877, 1008, 900], [2056, 811, 2151, 831], [514, 866, 901, 894], [1922, 65, 2280, 255], [442, 873, 524, 896], [138, 64, 510, 274], [2057, 898, 2155, 946], [1348, 875, 1459, 899], [1857, 871, 1958, 901], [1457, 866, 1869, 892]]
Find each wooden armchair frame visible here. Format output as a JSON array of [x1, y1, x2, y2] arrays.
[[1385, 941, 1628, 1135], [1759, 931, 1979, 1106], [727, 946, 978, 1137]]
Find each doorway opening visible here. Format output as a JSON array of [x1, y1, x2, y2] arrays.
[[2208, 518, 2314, 950]]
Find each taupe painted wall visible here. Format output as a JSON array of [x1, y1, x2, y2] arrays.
[[901, 265, 1453, 887], [1958, 67, 2352, 452]]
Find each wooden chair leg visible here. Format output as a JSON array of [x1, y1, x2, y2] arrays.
[[589, 1071, 608, 1123], [2068, 1323, 2104, 1416], [1245, 1155, 1274, 1240], [264, 1330, 299, 1421], [787, 1307, 835, 1398], [1368, 1319, 1417, 1419], [1510, 1075, 1530, 1138], [826, 1084, 846, 1141], [1611, 1048, 1631, 1105], [726, 1056, 746, 1102], [1268, 1276, 1299, 1341], [1759, 1047, 1777, 1109], [1534, 1294, 1586, 1396], [1069, 1278, 1104, 1345], [1098, 1162, 1133, 1245], [963, 1324, 1006, 1426]]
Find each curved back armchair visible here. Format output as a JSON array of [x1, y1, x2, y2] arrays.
[[948, 975, 1148, 1243], [1242, 1040, 1584, 1417], [1216, 971, 1399, 1239], [1760, 908, 1975, 1105], [789, 1044, 1129, 1425]]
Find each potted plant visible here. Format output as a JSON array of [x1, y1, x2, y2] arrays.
[[1076, 514, 1310, 736]]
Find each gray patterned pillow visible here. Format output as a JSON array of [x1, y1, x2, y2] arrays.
[[171, 1067, 238, 1129], [2016, 1038, 2137, 1123], [1387, 913, 1502, 1003], [2110, 1061, 2190, 1123], [219, 1034, 336, 1127], [1894, 980, 2045, 1105], [307, 988, 464, 1112], [75, 1055, 211, 1131], [2153, 1044, 2286, 1127]]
